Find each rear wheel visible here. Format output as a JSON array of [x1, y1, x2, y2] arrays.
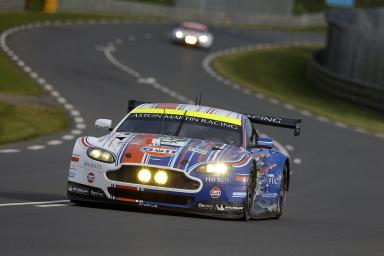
[[242, 166, 257, 221], [275, 165, 288, 219]]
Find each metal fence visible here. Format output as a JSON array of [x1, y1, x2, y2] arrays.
[[308, 8, 384, 111], [0, 0, 24, 12]]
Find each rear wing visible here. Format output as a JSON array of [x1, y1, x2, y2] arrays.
[[245, 114, 302, 136]]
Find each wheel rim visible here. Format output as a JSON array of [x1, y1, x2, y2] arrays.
[[277, 168, 287, 216], [245, 168, 256, 219]]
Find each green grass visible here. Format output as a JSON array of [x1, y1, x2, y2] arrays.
[[0, 51, 43, 96], [0, 102, 69, 145], [213, 46, 384, 134]]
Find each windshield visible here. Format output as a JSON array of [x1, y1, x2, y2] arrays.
[[116, 112, 242, 146]]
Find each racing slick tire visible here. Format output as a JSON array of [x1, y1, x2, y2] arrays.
[[275, 165, 288, 219], [241, 164, 257, 221]]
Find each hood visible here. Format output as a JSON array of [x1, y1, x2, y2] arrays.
[[92, 133, 247, 171]]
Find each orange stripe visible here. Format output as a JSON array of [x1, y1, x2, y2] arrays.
[[198, 143, 212, 162], [176, 142, 195, 169], [116, 197, 137, 202], [235, 176, 249, 183], [116, 185, 138, 191], [71, 156, 79, 162], [232, 155, 250, 166]]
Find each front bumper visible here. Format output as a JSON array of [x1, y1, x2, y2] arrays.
[[172, 36, 212, 48], [67, 181, 244, 219]]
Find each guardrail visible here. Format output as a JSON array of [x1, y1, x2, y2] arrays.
[[308, 50, 384, 111]]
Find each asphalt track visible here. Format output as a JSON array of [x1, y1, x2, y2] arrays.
[[0, 22, 383, 255]]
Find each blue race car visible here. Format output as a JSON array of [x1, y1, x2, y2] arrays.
[[67, 100, 301, 220]]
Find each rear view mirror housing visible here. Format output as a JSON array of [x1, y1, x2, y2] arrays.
[[256, 137, 274, 149], [95, 119, 112, 130]]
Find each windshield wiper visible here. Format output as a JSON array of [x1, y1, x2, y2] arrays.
[[174, 110, 188, 136]]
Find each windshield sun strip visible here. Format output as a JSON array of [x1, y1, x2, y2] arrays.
[[131, 108, 241, 126]]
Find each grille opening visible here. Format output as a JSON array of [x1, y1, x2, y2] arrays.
[[108, 187, 194, 205], [106, 165, 200, 190]]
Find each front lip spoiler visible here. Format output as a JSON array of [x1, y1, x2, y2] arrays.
[[67, 182, 243, 220], [68, 195, 243, 220]]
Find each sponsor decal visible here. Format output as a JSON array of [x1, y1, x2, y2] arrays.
[[268, 176, 280, 185], [190, 148, 208, 154], [152, 136, 188, 147], [87, 172, 95, 183], [232, 192, 246, 198], [138, 201, 158, 208], [205, 176, 229, 183], [224, 205, 243, 211], [248, 115, 282, 124], [90, 190, 104, 198], [68, 184, 89, 195], [216, 204, 243, 211], [130, 113, 239, 130], [141, 145, 177, 157], [210, 187, 221, 199], [68, 183, 105, 198], [84, 161, 102, 169], [198, 202, 214, 210]]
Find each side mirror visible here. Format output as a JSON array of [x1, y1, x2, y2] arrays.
[[95, 119, 112, 130], [256, 137, 273, 149]]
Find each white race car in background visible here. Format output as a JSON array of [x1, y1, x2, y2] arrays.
[[171, 22, 213, 48]]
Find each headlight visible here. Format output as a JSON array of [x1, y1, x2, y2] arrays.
[[185, 35, 198, 45], [199, 35, 209, 43], [175, 30, 184, 39], [154, 170, 168, 185], [137, 168, 152, 183], [195, 163, 230, 175], [87, 148, 115, 163]]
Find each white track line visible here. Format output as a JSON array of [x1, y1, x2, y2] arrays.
[[293, 158, 302, 164], [34, 203, 71, 208], [0, 149, 20, 153], [101, 42, 194, 104], [0, 200, 70, 207]]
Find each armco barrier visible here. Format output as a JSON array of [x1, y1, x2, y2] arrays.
[[308, 50, 384, 111], [308, 9, 384, 112]]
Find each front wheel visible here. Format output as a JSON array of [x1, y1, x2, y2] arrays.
[[275, 165, 288, 219], [242, 166, 257, 221]]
